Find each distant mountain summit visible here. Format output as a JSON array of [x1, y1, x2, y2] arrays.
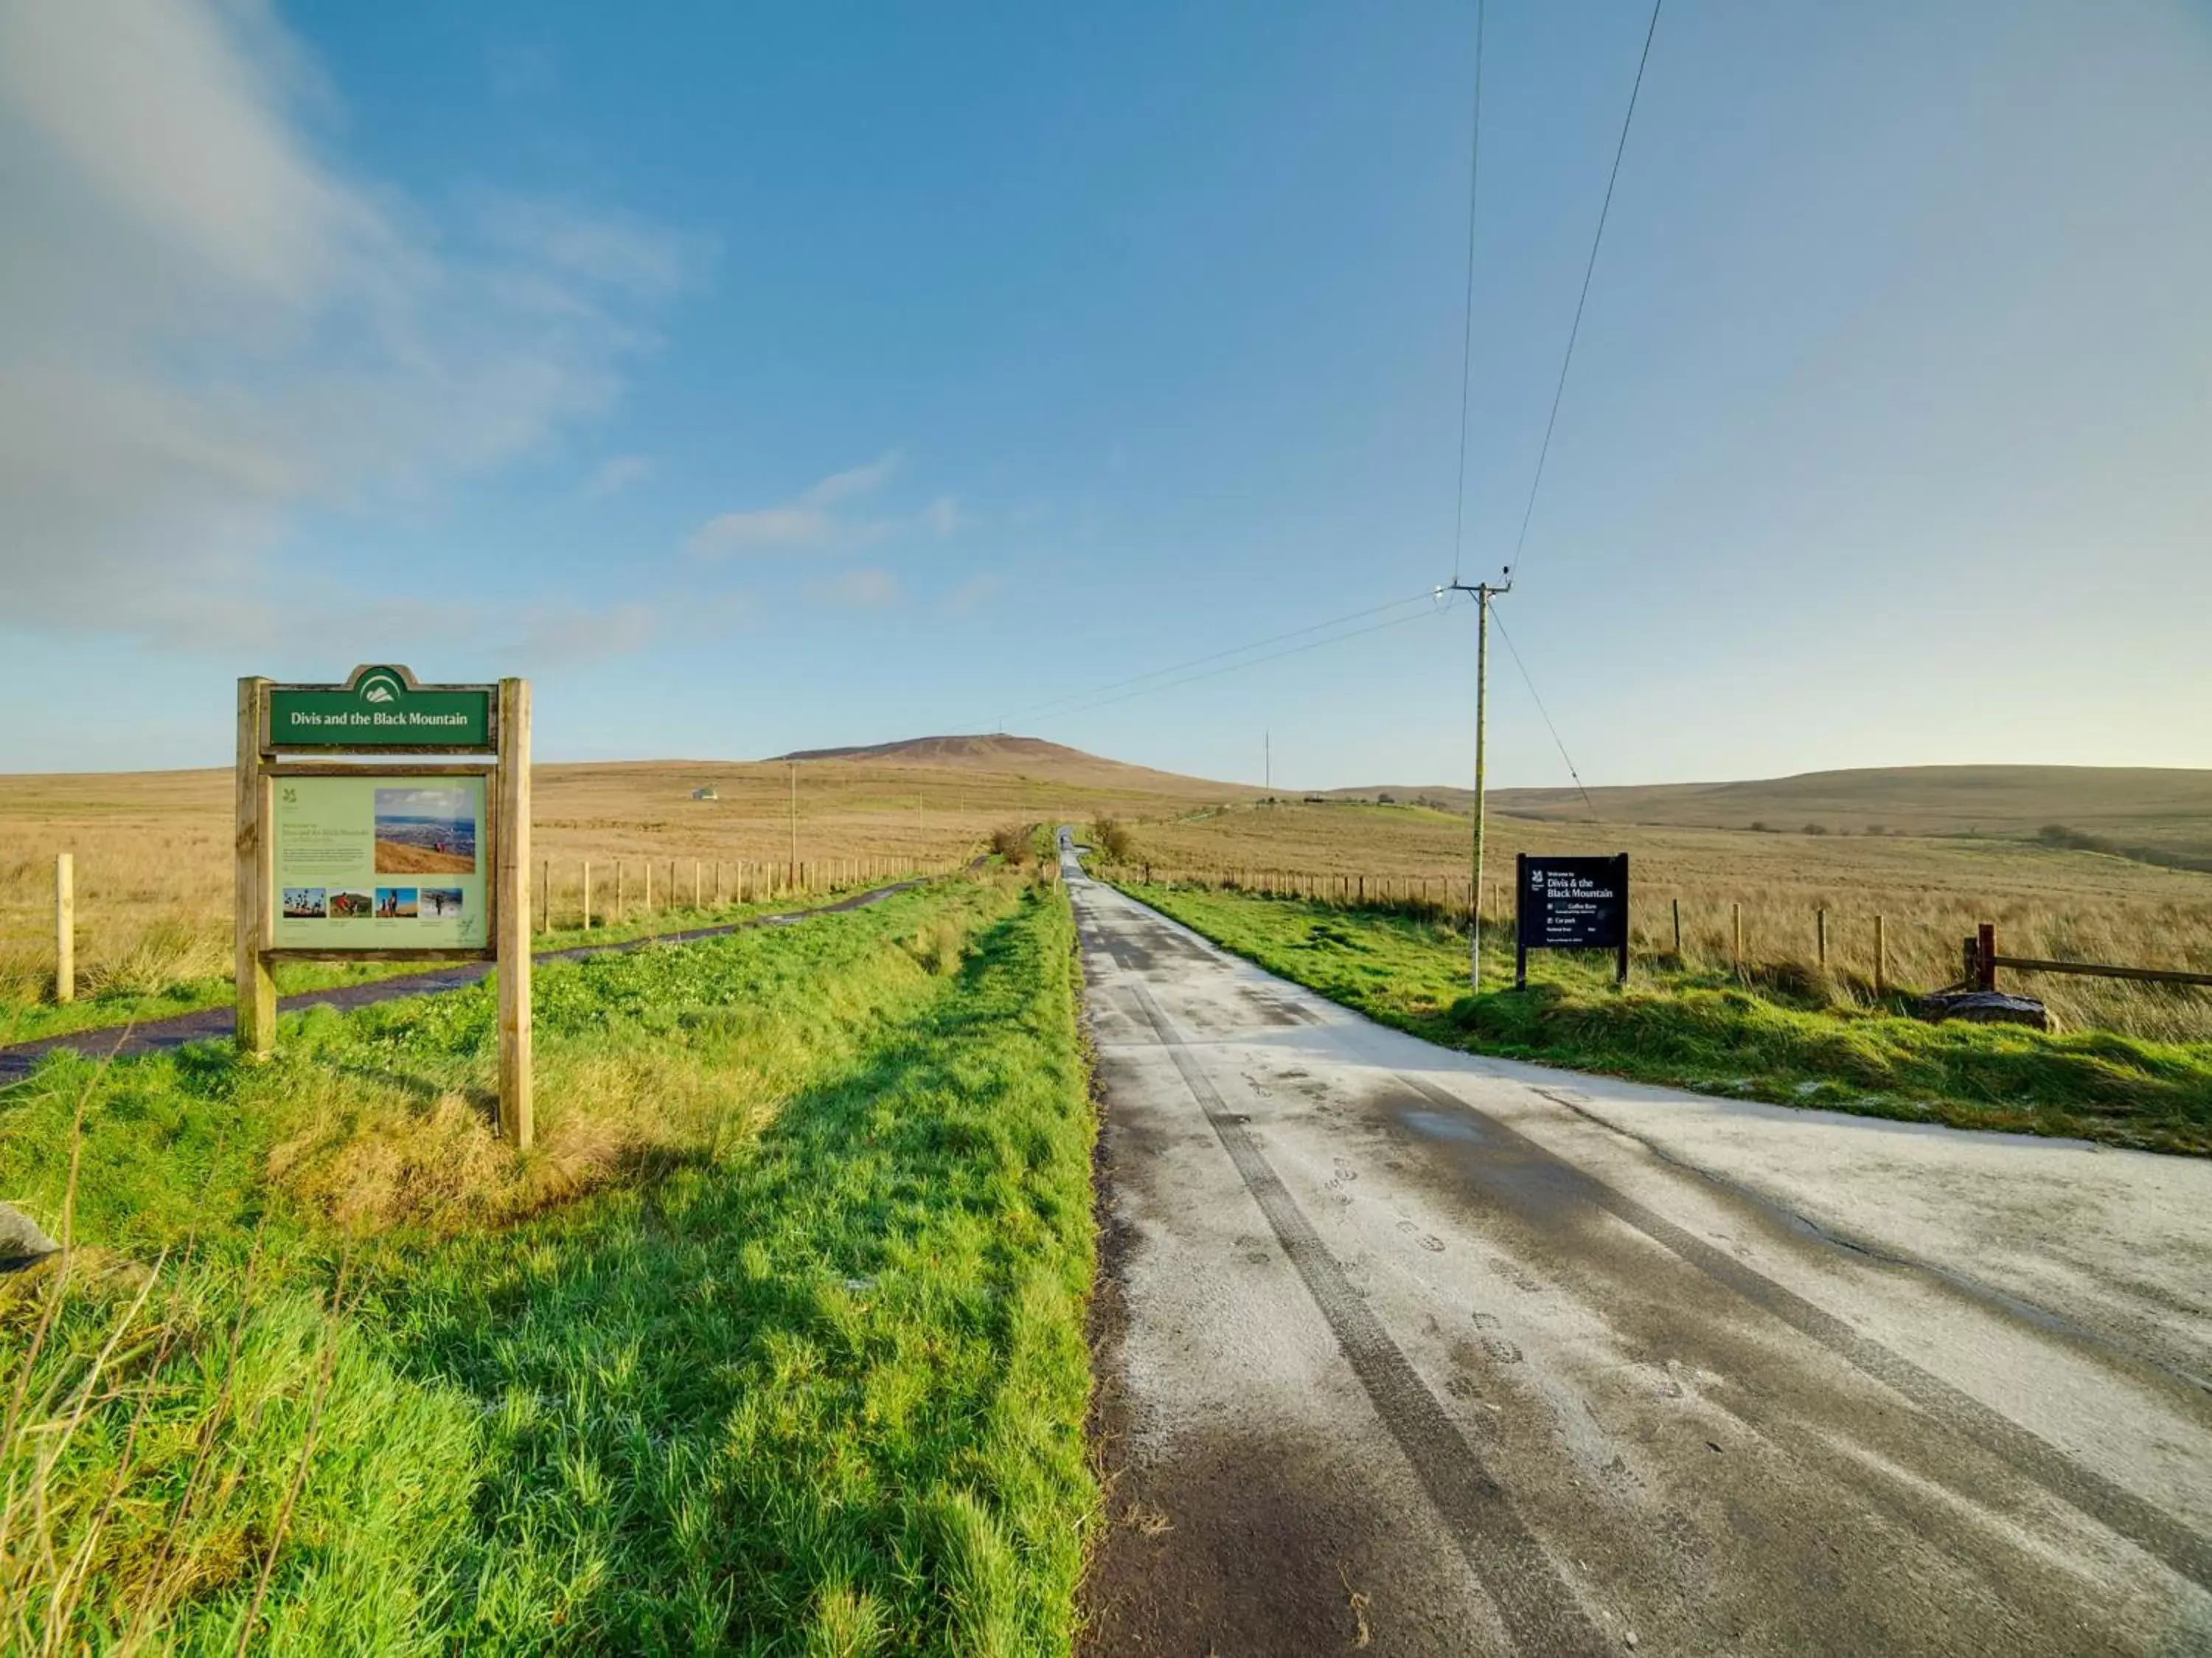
[[767, 732, 1246, 795], [773, 733, 1088, 766]]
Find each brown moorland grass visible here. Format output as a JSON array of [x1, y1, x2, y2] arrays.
[[1335, 763, 2212, 862], [0, 745, 1255, 1009], [1110, 800, 2212, 1042]]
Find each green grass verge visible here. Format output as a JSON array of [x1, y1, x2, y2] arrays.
[[0, 881, 920, 1049], [1116, 881, 2212, 1156], [1, 875, 1097, 1653]]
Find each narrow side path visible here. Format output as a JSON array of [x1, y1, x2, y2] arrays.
[[0, 878, 930, 1082]]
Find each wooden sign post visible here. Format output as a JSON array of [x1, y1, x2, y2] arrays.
[[236, 665, 532, 1148]]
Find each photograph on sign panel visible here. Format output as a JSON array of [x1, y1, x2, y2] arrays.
[[375, 887, 420, 918], [281, 887, 327, 919], [373, 786, 476, 874], [328, 889, 373, 918], [420, 887, 464, 919]]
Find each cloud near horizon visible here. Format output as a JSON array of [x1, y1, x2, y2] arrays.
[[0, 0, 702, 651], [820, 568, 900, 608], [585, 454, 655, 499], [686, 451, 968, 561]]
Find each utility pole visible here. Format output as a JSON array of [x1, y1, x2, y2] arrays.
[[1265, 729, 1271, 797], [1444, 575, 1511, 988], [788, 762, 798, 878]]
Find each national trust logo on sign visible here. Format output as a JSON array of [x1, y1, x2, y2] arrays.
[[360, 669, 404, 704]]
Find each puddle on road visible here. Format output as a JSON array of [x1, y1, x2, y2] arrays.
[[1401, 1109, 1484, 1145]]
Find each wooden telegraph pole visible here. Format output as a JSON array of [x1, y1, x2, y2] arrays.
[[1443, 576, 1510, 989]]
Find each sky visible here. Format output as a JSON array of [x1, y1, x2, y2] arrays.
[[1, 0, 2206, 788]]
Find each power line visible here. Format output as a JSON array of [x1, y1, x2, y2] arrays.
[[1506, 0, 1664, 584], [1489, 604, 1597, 818], [1031, 594, 1463, 726], [1005, 589, 1452, 723], [1449, 0, 1486, 585]]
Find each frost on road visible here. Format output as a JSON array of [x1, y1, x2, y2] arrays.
[[1065, 840, 2212, 1657]]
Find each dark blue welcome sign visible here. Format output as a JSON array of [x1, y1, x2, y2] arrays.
[[1514, 853, 1630, 988]]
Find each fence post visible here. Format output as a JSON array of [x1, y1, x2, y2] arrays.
[[54, 852, 74, 1005], [1874, 915, 1886, 995], [645, 860, 653, 912], [582, 861, 593, 930], [1671, 897, 1682, 959], [1817, 908, 1828, 969], [1732, 902, 1744, 977], [539, 858, 551, 935], [1977, 921, 1997, 991], [616, 861, 625, 921]]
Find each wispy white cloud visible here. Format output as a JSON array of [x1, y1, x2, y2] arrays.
[[478, 194, 707, 300], [585, 454, 654, 499], [0, 0, 701, 649], [687, 451, 904, 558], [821, 569, 900, 608], [485, 41, 557, 102], [942, 572, 1003, 614], [920, 495, 965, 538]]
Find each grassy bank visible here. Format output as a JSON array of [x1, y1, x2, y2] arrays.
[[0, 879, 924, 1050], [1116, 880, 2212, 1156], [1, 873, 1097, 1652], [1109, 799, 2212, 1042]]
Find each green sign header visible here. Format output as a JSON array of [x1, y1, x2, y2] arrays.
[[268, 666, 492, 750]]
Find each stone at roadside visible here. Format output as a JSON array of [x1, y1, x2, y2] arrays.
[[0, 1202, 60, 1270], [1914, 989, 2053, 1032]]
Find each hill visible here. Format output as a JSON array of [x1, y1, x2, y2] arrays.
[[768, 732, 1245, 796], [1484, 765, 2212, 858]]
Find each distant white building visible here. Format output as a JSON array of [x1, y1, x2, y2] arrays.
[[692, 786, 719, 801]]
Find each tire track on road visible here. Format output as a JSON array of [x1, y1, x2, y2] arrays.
[[1385, 1067, 2212, 1592], [1125, 977, 1610, 1657]]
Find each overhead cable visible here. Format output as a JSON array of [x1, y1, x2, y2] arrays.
[[1506, 0, 1665, 583], [1449, 0, 1487, 585], [1489, 605, 1598, 817], [1008, 589, 1453, 722], [1031, 592, 1463, 726]]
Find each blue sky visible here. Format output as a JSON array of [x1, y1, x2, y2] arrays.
[[1, 0, 2205, 788]]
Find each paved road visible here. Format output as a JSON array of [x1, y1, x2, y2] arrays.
[[0, 878, 930, 1083], [1063, 833, 2212, 1657]]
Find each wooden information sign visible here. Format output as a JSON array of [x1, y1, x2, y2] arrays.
[[237, 665, 533, 1148]]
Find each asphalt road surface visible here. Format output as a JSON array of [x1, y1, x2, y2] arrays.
[[1062, 833, 2212, 1657]]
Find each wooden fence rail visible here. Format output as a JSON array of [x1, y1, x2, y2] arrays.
[[1972, 923, 2212, 991], [12, 851, 964, 999], [1105, 868, 2212, 999]]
